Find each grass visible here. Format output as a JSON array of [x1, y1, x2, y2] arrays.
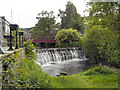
[[49, 66, 120, 88]]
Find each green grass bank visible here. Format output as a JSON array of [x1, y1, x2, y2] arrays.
[[50, 66, 119, 88]]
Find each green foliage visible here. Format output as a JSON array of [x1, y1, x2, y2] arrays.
[[86, 2, 119, 34], [51, 66, 119, 88], [55, 28, 81, 47], [83, 2, 120, 67], [82, 25, 119, 66], [24, 40, 37, 60], [82, 25, 103, 63], [32, 11, 56, 39], [13, 59, 51, 88], [72, 40, 82, 47], [3, 57, 52, 89], [2, 48, 52, 89], [83, 66, 114, 75], [58, 1, 84, 33]]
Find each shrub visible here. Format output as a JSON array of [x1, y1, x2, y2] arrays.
[[83, 66, 114, 75], [24, 40, 37, 60], [55, 28, 81, 47], [82, 25, 119, 67]]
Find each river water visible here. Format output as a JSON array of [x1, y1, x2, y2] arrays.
[[35, 48, 90, 77]]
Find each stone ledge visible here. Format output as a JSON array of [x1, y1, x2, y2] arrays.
[[0, 47, 25, 60]]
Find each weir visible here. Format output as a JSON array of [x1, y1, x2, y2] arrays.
[[35, 47, 89, 76], [36, 47, 86, 66]]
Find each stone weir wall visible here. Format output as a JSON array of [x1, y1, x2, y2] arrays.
[[0, 48, 25, 89]]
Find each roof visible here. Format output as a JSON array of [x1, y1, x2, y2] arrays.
[[33, 40, 57, 43]]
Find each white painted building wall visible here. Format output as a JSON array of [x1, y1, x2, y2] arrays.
[[0, 17, 4, 45], [0, 16, 10, 46]]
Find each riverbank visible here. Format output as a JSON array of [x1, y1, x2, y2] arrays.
[[2, 55, 119, 89], [50, 66, 120, 88]]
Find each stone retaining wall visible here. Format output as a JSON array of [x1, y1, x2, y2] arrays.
[[0, 48, 25, 89]]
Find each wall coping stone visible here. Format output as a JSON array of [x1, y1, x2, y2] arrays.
[[0, 47, 25, 60]]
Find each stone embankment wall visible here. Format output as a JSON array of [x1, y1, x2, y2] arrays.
[[0, 48, 25, 89]]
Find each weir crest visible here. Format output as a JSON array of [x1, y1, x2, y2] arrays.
[[35, 47, 87, 66]]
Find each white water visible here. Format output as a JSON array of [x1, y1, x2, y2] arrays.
[[35, 47, 87, 66], [35, 47, 89, 76]]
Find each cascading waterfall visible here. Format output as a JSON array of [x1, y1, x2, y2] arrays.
[[36, 47, 86, 66]]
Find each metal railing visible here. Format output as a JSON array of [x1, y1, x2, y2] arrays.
[[0, 17, 24, 54]]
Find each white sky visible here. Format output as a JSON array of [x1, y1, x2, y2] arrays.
[[0, 0, 89, 28]]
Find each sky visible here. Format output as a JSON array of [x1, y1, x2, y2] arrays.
[[0, 0, 89, 28]]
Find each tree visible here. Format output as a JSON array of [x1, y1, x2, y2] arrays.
[[55, 28, 81, 47], [83, 2, 120, 67], [58, 9, 65, 29], [32, 11, 56, 39], [83, 25, 119, 66], [87, 2, 119, 33], [58, 1, 84, 33]]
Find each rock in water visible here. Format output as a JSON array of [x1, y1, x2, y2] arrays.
[[60, 72, 68, 76], [51, 62, 56, 65]]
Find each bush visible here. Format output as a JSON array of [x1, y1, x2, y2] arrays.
[[24, 40, 37, 60], [83, 66, 114, 75], [82, 25, 119, 67], [82, 25, 104, 64], [55, 28, 81, 47]]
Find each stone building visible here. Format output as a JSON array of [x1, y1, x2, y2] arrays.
[[0, 16, 10, 46]]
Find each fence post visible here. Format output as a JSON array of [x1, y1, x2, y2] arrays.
[[19, 32, 21, 48], [8, 24, 14, 51], [19, 32, 23, 48], [15, 25, 19, 49]]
